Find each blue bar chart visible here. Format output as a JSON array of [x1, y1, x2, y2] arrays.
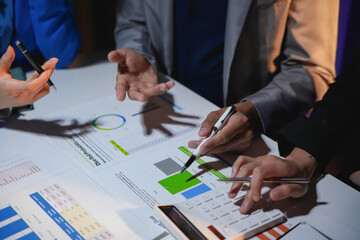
[[0, 205, 39, 240]]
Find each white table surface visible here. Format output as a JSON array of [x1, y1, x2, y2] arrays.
[[10, 60, 360, 239]]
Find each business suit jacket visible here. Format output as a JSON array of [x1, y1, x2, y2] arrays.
[[114, 0, 338, 136]]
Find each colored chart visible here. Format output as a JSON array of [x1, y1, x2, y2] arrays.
[[92, 114, 126, 130], [0, 205, 40, 239], [154, 158, 182, 176], [155, 158, 212, 199], [158, 171, 201, 195], [30, 184, 113, 240]]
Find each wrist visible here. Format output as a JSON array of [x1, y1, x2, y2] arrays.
[[235, 101, 262, 133], [285, 147, 317, 178]]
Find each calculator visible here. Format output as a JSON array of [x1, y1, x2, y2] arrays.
[[155, 184, 284, 239]]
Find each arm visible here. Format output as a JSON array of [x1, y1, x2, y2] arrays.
[[114, 0, 158, 70], [245, 0, 339, 136], [29, 0, 81, 68], [278, 49, 360, 171], [108, 0, 174, 102], [187, 0, 339, 155]]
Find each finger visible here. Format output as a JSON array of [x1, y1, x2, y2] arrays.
[[187, 139, 202, 149], [228, 156, 254, 198], [16, 69, 52, 92], [199, 113, 250, 154], [115, 73, 129, 101], [139, 81, 175, 98], [27, 58, 58, 82], [249, 156, 294, 201], [232, 155, 252, 177], [128, 84, 146, 102], [0, 46, 15, 73], [31, 85, 50, 102], [270, 183, 308, 201], [203, 130, 253, 154], [41, 58, 58, 70], [198, 109, 224, 137], [239, 188, 255, 214], [249, 167, 266, 202], [108, 49, 127, 64]]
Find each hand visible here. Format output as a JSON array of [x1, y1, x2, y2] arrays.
[[228, 148, 317, 214], [108, 49, 175, 102], [0, 46, 58, 110], [187, 101, 259, 155]]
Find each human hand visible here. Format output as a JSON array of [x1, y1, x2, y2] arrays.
[[228, 148, 317, 214], [0, 46, 58, 110], [108, 49, 175, 102], [187, 101, 258, 155]]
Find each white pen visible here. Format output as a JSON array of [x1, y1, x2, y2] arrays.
[[180, 105, 236, 174]]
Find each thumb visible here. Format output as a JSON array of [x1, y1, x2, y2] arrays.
[[0, 46, 15, 73]]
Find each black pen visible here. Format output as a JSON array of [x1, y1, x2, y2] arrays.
[[180, 105, 236, 174], [15, 40, 56, 90]]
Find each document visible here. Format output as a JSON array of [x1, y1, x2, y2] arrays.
[[0, 124, 73, 198], [1, 89, 235, 239], [43, 93, 211, 173]]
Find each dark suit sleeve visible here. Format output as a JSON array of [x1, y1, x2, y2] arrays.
[[277, 49, 360, 172]]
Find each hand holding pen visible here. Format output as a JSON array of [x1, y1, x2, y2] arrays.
[[187, 101, 258, 159], [15, 41, 57, 90], [180, 105, 236, 173], [228, 151, 316, 214], [0, 46, 58, 109]]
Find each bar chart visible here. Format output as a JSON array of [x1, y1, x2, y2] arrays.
[[0, 205, 40, 240]]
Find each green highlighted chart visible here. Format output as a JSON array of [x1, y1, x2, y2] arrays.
[[158, 171, 201, 195]]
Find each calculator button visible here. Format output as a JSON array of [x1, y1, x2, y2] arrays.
[[244, 217, 259, 229], [217, 195, 232, 205], [184, 201, 194, 209], [223, 214, 239, 226], [214, 218, 227, 229], [222, 226, 237, 237], [208, 201, 221, 210], [213, 208, 230, 218], [231, 222, 248, 234], [269, 209, 282, 218]]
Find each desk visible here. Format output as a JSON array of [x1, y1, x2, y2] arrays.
[[1, 61, 359, 240]]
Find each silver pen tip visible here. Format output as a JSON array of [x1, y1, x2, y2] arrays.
[[180, 166, 186, 174]]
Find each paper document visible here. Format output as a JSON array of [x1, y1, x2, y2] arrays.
[[1, 89, 238, 239]]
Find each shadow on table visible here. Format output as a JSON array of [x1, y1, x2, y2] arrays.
[[141, 93, 200, 137], [0, 114, 92, 137], [274, 174, 328, 218]]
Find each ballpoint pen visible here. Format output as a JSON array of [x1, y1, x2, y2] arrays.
[[180, 105, 236, 174], [15, 40, 57, 90], [217, 177, 310, 184]]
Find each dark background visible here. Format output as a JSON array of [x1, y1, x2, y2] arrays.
[[70, 0, 117, 67]]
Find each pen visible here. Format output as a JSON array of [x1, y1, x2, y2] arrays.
[[217, 177, 310, 184], [180, 105, 236, 174], [15, 40, 56, 90]]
